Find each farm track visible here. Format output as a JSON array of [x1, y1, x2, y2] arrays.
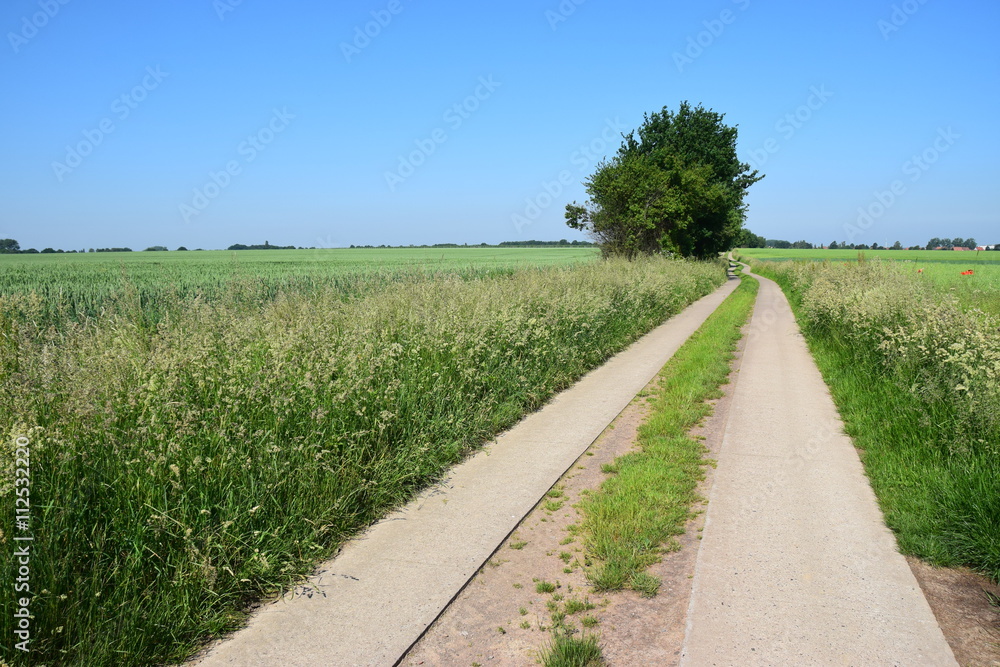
[[679, 263, 956, 665], [188, 276, 741, 666]]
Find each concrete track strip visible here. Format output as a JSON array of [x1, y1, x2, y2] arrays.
[[191, 277, 740, 666], [680, 263, 956, 665]]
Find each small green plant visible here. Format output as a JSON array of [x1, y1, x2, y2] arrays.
[[559, 551, 572, 563], [536, 581, 557, 594], [630, 572, 661, 598], [520, 620, 532, 630], [547, 487, 565, 499], [559, 536, 574, 545], [509, 540, 528, 550], [581, 615, 600, 628], [513, 582, 523, 589], [563, 598, 595, 615], [544, 500, 564, 512], [497, 626, 506, 635], [519, 606, 528, 616], [540, 632, 604, 667]]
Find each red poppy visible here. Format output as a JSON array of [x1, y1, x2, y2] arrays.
[[961, 270, 974, 275]]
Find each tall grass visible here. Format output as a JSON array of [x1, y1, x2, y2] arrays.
[[0, 257, 722, 666], [747, 257, 1000, 583]]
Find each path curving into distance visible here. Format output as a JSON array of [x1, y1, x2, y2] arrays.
[[191, 275, 741, 666], [680, 261, 956, 665]]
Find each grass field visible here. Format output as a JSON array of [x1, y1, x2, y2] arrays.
[[0, 251, 719, 666], [743, 256, 1000, 586], [737, 247, 1000, 314], [0, 247, 600, 325]]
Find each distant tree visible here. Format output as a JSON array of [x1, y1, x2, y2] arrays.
[[871, 242, 882, 250], [176, 246, 188, 251], [790, 240, 813, 249], [565, 102, 763, 258], [829, 241, 839, 249], [0, 238, 20, 253], [144, 245, 168, 252], [965, 238, 977, 249], [88, 248, 95, 253], [736, 229, 765, 248], [41, 247, 56, 253], [856, 243, 869, 250], [891, 241, 902, 250], [766, 239, 791, 249], [21, 248, 38, 254]]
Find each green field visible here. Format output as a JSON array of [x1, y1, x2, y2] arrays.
[[0, 251, 719, 666], [737, 247, 1000, 313], [0, 247, 601, 324]]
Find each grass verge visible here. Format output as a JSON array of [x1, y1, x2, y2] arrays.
[[579, 274, 757, 595]]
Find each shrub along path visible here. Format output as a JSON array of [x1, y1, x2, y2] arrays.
[[680, 263, 956, 665], [190, 276, 741, 666]]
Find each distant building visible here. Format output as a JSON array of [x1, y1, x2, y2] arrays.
[[953, 246, 971, 251]]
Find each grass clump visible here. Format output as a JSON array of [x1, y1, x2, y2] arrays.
[[536, 581, 557, 594], [579, 275, 758, 594], [540, 632, 604, 667]]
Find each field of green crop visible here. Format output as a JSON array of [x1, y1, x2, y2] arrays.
[[0, 247, 600, 325], [737, 247, 1000, 314], [742, 255, 1000, 589], [0, 250, 720, 666]]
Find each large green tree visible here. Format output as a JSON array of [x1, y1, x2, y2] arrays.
[[566, 102, 762, 259]]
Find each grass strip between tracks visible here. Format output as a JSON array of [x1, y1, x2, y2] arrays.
[[578, 271, 757, 597]]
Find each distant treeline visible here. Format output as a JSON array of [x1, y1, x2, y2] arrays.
[[736, 231, 996, 251], [348, 240, 596, 249], [0, 238, 597, 255], [226, 242, 296, 251]]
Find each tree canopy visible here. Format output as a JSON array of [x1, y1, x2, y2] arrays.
[[565, 102, 762, 259]]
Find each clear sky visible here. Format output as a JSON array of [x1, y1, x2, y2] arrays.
[[2, 0, 998, 251]]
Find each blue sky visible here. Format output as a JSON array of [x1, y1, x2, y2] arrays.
[[2, 0, 997, 250]]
